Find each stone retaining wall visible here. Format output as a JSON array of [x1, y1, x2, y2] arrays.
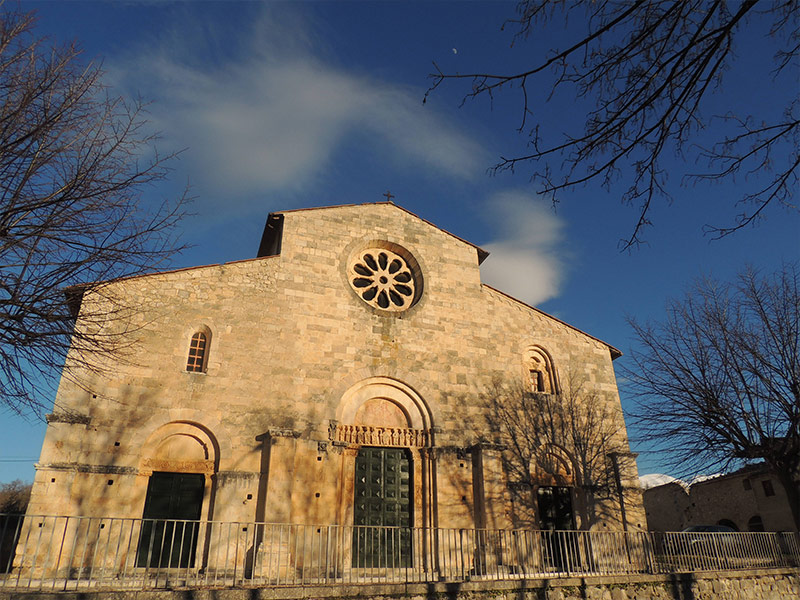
[[2, 568, 797, 600]]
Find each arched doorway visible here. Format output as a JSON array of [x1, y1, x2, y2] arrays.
[[717, 519, 739, 531], [531, 445, 579, 530], [137, 422, 218, 568], [530, 445, 580, 571], [332, 377, 434, 569], [747, 515, 765, 532]]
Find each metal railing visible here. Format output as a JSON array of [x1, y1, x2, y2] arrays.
[[1, 514, 798, 591]]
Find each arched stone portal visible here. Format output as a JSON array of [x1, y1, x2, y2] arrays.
[[530, 443, 581, 530], [331, 377, 436, 568], [335, 376, 433, 430], [137, 422, 219, 568]]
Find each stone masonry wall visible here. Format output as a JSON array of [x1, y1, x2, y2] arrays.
[[27, 203, 645, 535], [644, 468, 796, 533]]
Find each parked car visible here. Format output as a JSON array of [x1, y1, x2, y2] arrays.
[[682, 525, 736, 534]]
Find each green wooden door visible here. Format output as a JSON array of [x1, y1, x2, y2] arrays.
[[137, 472, 204, 568], [352, 447, 412, 567]]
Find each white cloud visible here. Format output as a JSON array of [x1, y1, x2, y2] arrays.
[[480, 191, 566, 305], [112, 9, 487, 203]]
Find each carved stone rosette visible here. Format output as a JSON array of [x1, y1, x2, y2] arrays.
[[348, 248, 417, 311]]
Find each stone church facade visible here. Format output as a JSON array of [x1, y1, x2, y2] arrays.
[[28, 203, 645, 543]]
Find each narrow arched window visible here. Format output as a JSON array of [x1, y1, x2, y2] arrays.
[[186, 332, 207, 372], [525, 346, 558, 394]]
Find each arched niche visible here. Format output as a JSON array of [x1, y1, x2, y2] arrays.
[[139, 421, 219, 476], [530, 444, 579, 488], [354, 397, 411, 428], [336, 376, 433, 431]]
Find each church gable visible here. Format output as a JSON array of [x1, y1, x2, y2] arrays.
[[272, 202, 486, 315]]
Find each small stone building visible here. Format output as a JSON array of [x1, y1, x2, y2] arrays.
[[28, 203, 645, 550], [643, 465, 796, 533]]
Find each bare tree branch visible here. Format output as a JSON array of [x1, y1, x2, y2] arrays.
[[426, 0, 799, 249], [0, 8, 189, 416]]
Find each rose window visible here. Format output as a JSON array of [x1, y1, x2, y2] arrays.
[[348, 248, 417, 311]]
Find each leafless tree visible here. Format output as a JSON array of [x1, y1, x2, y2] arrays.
[[0, 479, 30, 572], [479, 370, 629, 529], [625, 264, 800, 530], [426, 1, 799, 249], [0, 8, 187, 415], [0, 480, 31, 514]]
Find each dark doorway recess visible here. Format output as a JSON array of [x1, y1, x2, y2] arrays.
[[538, 486, 577, 572], [137, 472, 204, 568], [538, 486, 574, 531]]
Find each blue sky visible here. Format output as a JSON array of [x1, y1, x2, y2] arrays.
[[1, 1, 798, 483]]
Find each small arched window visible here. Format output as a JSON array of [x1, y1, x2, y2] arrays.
[[747, 515, 765, 532], [186, 332, 208, 373], [525, 346, 558, 394]]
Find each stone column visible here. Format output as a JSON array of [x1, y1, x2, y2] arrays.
[[471, 447, 487, 530], [251, 429, 300, 580], [421, 446, 437, 574], [335, 446, 358, 577]]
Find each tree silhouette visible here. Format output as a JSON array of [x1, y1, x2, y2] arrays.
[[625, 264, 800, 530], [478, 368, 633, 529], [0, 8, 188, 414], [426, 1, 798, 249]]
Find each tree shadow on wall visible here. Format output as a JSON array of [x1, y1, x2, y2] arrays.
[[444, 369, 631, 533]]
